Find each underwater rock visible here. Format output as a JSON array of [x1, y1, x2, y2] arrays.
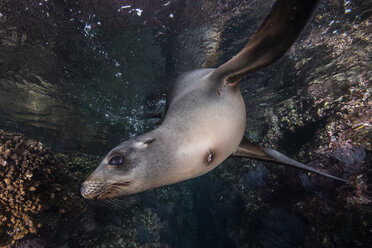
[[0, 130, 85, 246], [13, 239, 46, 248], [56, 153, 101, 185], [329, 146, 367, 174], [244, 165, 268, 191], [256, 208, 304, 248]]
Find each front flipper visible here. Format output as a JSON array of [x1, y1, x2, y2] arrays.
[[210, 0, 320, 84], [233, 137, 347, 183]]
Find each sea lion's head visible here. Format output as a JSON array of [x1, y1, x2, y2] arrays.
[[81, 135, 160, 199]]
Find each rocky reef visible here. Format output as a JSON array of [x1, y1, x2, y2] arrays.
[[0, 130, 85, 246]]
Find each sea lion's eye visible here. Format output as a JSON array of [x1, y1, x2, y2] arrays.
[[108, 156, 124, 166], [207, 152, 214, 164]]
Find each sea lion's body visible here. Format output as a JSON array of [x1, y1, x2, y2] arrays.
[[81, 0, 346, 200], [82, 69, 246, 198]]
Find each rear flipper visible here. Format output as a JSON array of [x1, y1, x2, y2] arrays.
[[233, 137, 347, 183]]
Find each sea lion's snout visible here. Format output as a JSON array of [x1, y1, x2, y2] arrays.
[[80, 181, 111, 200], [80, 185, 90, 199], [80, 181, 98, 199]]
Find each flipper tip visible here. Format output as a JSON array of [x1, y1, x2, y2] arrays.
[[263, 148, 348, 184]]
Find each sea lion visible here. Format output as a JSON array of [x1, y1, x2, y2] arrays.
[[81, 0, 346, 200]]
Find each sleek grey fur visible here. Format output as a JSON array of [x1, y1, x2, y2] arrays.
[[81, 69, 246, 198], [81, 0, 345, 200]]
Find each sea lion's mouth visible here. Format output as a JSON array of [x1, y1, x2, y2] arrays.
[[81, 181, 131, 200]]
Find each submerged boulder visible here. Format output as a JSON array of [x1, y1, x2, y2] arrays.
[[0, 130, 85, 246]]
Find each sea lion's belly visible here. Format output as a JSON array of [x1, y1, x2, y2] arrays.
[[162, 74, 246, 181], [176, 111, 245, 178]]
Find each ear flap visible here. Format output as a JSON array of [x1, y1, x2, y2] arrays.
[[210, 0, 320, 84]]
